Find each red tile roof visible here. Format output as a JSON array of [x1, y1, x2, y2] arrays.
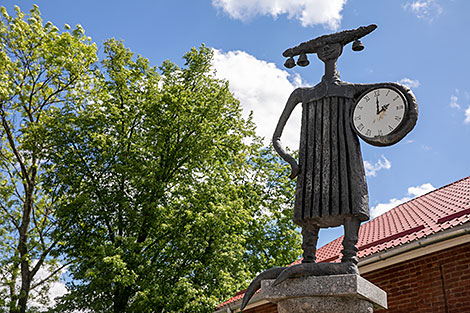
[[217, 176, 470, 310]]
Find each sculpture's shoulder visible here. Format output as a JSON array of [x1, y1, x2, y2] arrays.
[[302, 80, 359, 103]]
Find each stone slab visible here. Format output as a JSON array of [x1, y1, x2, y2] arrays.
[[275, 297, 374, 313], [260, 274, 387, 310]]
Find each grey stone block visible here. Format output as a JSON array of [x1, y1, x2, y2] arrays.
[[260, 274, 387, 313]]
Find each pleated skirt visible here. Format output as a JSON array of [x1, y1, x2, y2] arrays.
[[294, 96, 369, 228]]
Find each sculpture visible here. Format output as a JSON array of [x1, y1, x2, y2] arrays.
[[241, 24, 418, 311]]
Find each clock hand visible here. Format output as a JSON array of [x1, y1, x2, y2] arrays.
[[378, 103, 390, 114], [376, 97, 380, 114]]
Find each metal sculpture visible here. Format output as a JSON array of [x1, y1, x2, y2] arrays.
[[241, 24, 418, 311]]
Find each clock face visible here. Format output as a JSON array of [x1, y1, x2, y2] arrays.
[[352, 87, 406, 140]]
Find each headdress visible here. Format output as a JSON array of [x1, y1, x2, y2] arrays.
[[283, 24, 377, 68]]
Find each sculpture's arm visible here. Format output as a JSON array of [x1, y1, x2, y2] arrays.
[[273, 88, 303, 179], [384, 83, 418, 121]]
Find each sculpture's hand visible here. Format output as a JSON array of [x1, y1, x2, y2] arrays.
[[289, 162, 299, 179], [273, 142, 299, 180]]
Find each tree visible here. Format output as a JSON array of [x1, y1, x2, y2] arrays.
[[0, 5, 97, 313], [43, 40, 301, 312]]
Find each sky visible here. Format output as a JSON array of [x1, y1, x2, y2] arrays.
[[3, 0, 470, 301]]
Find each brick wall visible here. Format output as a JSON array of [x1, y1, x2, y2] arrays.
[[363, 242, 470, 313]]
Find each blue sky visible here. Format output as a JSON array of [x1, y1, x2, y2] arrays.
[[4, 0, 470, 251]]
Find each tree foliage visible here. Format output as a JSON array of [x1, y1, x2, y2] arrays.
[[0, 5, 301, 313], [42, 40, 301, 312], [0, 5, 97, 313]]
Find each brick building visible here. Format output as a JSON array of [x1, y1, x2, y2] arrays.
[[215, 176, 470, 313]]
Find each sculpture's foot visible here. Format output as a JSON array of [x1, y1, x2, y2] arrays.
[[273, 262, 359, 286], [240, 267, 287, 311], [240, 262, 359, 311]]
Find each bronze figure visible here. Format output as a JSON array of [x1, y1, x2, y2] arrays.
[[241, 24, 418, 311]]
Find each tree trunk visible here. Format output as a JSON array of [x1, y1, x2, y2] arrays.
[[17, 182, 34, 313], [113, 285, 132, 313], [18, 274, 31, 313], [17, 226, 32, 313], [8, 265, 19, 313]]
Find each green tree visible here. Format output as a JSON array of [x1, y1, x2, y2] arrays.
[[44, 40, 300, 312], [0, 5, 97, 313]]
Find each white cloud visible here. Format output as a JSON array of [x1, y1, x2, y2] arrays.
[[212, 49, 306, 149], [465, 105, 470, 124], [364, 155, 391, 177], [407, 183, 435, 197], [449, 89, 470, 124], [0, 261, 69, 311], [398, 77, 420, 89], [30, 261, 68, 309], [212, 0, 347, 29], [450, 94, 460, 109], [370, 183, 435, 218], [403, 0, 443, 22]]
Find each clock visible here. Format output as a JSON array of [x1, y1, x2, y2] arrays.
[[351, 85, 415, 147]]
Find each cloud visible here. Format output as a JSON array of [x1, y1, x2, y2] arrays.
[[0, 261, 69, 311], [465, 105, 470, 124], [407, 183, 435, 197], [212, 49, 305, 149], [450, 94, 460, 109], [364, 155, 391, 177], [211, 0, 347, 29], [403, 0, 443, 22], [398, 78, 420, 89], [30, 262, 68, 309], [370, 183, 435, 218], [449, 89, 470, 124]]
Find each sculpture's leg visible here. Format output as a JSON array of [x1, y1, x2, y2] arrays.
[[273, 218, 361, 287], [301, 223, 319, 263], [341, 216, 360, 274]]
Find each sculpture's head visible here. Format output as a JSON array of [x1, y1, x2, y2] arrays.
[[317, 43, 343, 62], [282, 24, 377, 68]]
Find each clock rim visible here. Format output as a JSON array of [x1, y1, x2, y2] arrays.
[[351, 85, 409, 147]]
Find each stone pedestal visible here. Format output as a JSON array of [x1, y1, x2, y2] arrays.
[[260, 274, 387, 313]]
